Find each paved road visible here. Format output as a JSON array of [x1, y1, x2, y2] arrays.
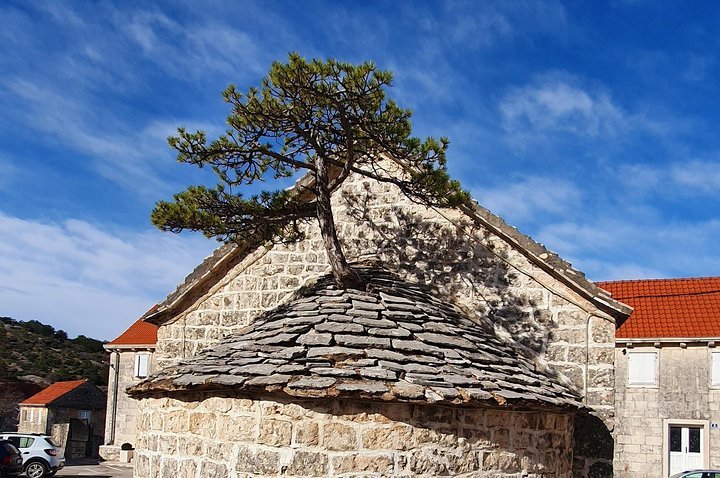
[[55, 463, 133, 477]]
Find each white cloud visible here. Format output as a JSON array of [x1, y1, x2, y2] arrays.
[[0, 212, 216, 340], [670, 160, 720, 194], [473, 176, 581, 224], [536, 217, 720, 281], [500, 78, 625, 138], [0, 78, 196, 196], [616, 159, 720, 198], [118, 9, 265, 80]]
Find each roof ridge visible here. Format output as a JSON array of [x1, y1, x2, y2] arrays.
[[598, 276, 720, 286], [147, 159, 631, 325], [20, 379, 89, 406]]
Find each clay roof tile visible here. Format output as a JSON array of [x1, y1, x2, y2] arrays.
[[598, 277, 720, 339], [20, 380, 88, 406], [107, 305, 159, 346]]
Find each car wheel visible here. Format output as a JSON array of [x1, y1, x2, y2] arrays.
[[25, 461, 48, 478]]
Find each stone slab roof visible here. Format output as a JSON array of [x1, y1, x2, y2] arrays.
[[599, 276, 720, 339], [145, 165, 631, 326], [130, 267, 584, 412]]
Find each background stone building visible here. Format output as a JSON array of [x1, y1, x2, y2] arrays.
[[100, 312, 158, 462], [601, 277, 720, 477], [18, 379, 106, 458], [129, 165, 631, 477]]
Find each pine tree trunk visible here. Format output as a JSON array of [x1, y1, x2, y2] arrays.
[[315, 155, 363, 289]]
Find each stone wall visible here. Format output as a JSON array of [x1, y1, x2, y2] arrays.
[[18, 405, 48, 434], [135, 394, 574, 478], [151, 169, 617, 475], [156, 172, 615, 404], [100, 348, 156, 460], [615, 343, 720, 477]]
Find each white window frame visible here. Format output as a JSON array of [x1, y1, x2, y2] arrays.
[[627, 350, 658, 386], [134, 353, 151, 378]]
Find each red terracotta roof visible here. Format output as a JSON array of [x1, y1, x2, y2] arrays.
[[107, 305, 159, 346], [598, 277, 720, 339], [20, 380, 87, 406]]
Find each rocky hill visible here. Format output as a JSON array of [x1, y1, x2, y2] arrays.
[[0, 317, 108, 386]]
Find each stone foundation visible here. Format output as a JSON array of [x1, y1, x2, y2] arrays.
[[135, 395, 574, 478], [99, 444, 121, 462]]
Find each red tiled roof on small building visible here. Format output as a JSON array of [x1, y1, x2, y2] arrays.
[[598, 277, 720, 339], [106, 305, 159, 347], [20, 379, 87, 406]]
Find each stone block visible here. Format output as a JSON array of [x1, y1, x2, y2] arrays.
[[259, 419, 292, 446], [482, 451, 520, 472], [287, 451, 328, 476], [322, 422, 357, 450], [332, 453, 395, 474], [362, 424, 415, 450], [235, 446, 279, 475], [294, 421, 319, 446], [199, 460, 228, 478], [189, 412, 217, 437]]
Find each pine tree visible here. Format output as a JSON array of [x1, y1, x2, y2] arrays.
[[152, 54, 468, 289]]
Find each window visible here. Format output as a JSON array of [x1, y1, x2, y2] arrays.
[[712, 352, 720, 386], [134, 353, 150, 378], [8, 436, 34, 448], [78, 410, 92, 423], [628, 351, 657, 385]]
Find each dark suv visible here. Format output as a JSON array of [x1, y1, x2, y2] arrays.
[[0, 439, 23, 477]]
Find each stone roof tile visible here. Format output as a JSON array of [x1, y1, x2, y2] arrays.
[[129, 267, 585, 412]]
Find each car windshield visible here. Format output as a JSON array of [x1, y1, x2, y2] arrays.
[[44, 437, 60, 447]]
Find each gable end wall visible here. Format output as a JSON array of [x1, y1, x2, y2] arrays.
[[152, 168, 617, 476]]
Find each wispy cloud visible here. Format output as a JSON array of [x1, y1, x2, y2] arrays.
[[0, 212, 216, 340], [119, 9, 266, 79], [500, 76, 625, 139], [0, 77, 173, 195], [670, 160, 720, 194], [536, 216, 720, 281], [616, 159, 720, 198], [473, 176, 581, 224]]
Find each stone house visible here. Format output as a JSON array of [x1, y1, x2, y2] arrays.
[[600, 277, 720, 477], [127, 163, 632, 477], [99, 311, 158, 462], [17, 379, 106, 458]]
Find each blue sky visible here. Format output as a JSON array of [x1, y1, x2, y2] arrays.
[[1, 1, 719, 340]]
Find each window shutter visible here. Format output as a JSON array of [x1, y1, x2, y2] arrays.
[[135, 354, 150, 378], [712, 352, 720, 385], [628, 352, 657, 385]]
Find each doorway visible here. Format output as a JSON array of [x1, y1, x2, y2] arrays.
[[664, 420, 709, 477]]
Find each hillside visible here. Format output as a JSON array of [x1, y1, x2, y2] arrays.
[[0, 317, 108, 386]]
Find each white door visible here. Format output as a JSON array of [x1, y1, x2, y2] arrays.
[[669, 426, 703, 475]]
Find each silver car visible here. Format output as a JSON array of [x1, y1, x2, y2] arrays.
[[0, 433, 64, 478], [670, 471, 720, 478]]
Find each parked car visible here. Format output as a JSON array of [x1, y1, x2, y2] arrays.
[[670, 471, 720, 478], [0, 439, 23, 477], [0, 434, 63, 478]]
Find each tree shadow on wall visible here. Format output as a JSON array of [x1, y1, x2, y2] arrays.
[[341, 189, 555, 356], [341, 189, 615, 476]]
